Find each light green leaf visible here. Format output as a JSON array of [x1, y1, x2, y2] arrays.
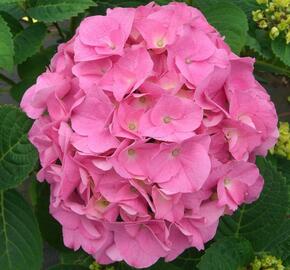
[[218, 158, 288, 251], [271, 38, 290, 67], [48, 265, 88, 270], [201, 2, 249, 54], [0, 190, 43, 270], [197, 237, 254, 270], [0, 105, 38, 190], [27, 0, 95, 22], [14, 22, 47, 65], [0, 14, 14, 71]]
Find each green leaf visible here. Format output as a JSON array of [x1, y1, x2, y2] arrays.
[[274, 157, 290, 214], [228, 0, 259, 19], [148, 261, 182, 270], [10, 79, 34, 103], [0, 190, 43, 270], [266, 219, 290, 263], [0, 0, 24, 3], [197, 237, 254, 270], [0, 105, 38, 190], [27, 0, 95, 23], [0, 3, 25, 19], [14, 22, 47, 65], [18, 46, 56, 81], [245, 34, 272, 60], [172, 248, 203, 270], [48, 265, 88, 270], [0, 11, 23, 36], [34, 182, 65, 250], [60, 249, 94, 267], [218, 158, 288, 251], [201, 2, 249, 54], [271, 38, 290, 67], [0, 14, 14, 71]]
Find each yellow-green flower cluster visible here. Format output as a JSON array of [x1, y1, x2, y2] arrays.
[[89, 262, 115, 270], [242, 254, 286, 270], [252, 0, 290, 43], [271, 121, 290, 159]]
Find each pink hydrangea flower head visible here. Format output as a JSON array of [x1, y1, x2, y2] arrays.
[[21, 1, 278, 268]]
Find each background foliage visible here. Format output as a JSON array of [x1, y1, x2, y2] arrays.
[[0, 0, 289, 269]]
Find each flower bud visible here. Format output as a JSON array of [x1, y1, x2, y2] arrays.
[[286, 30, 290, 44], [252, 10, 265, 21], [259, 19, 269, 28], [269, 26, 280, 39]]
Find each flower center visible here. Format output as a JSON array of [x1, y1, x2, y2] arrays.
[[163, 116, 172, 124], [97, 198, 110, 208], [156, 39, 164, 48], [172, 148, 180, 157], [224, 178, 231, 186], [185, 57, 192, 64], [128, 122, 137, 131], [139, 96, 146, 103], [110, 43, 116, 50], [128, 148, 136, 156]]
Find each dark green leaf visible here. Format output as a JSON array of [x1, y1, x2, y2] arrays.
[[27, 0, 95, 22], [34, 182, 66, 251], [197, 237, 254, 270], [274, 157, 290, 215], [245, 34, 271, 60], [201, 2, 249, 54], [172, 248, 203, 270], [0, 190, 43, 270], [0, 14, 14, 71], [218, 158, 288, 251], [0, 11, 22, 36], [228, 0, 259, 19], [18, 46, 56, 81], [48, 265, 88, 270], [10, 79, 34, 103], [0, 3, 25, 19], [0, 105, 38, 190], [60, 249, 94, 266], [271, 38, 290, 67], [14, 22, 47, 65], [266, 219, 290, 263], [0, 0, 24, 3]]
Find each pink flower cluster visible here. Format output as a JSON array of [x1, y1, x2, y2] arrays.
[[21, 2, 278, 268]]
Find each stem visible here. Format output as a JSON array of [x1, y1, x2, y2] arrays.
[[255, 59, 290, 78], [53, 22, 66, 41], [0, 73, 15, 86]]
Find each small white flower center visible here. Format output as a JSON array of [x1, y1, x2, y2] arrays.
[[163, 116, 172, 124], [172, 148, 180, 157]]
